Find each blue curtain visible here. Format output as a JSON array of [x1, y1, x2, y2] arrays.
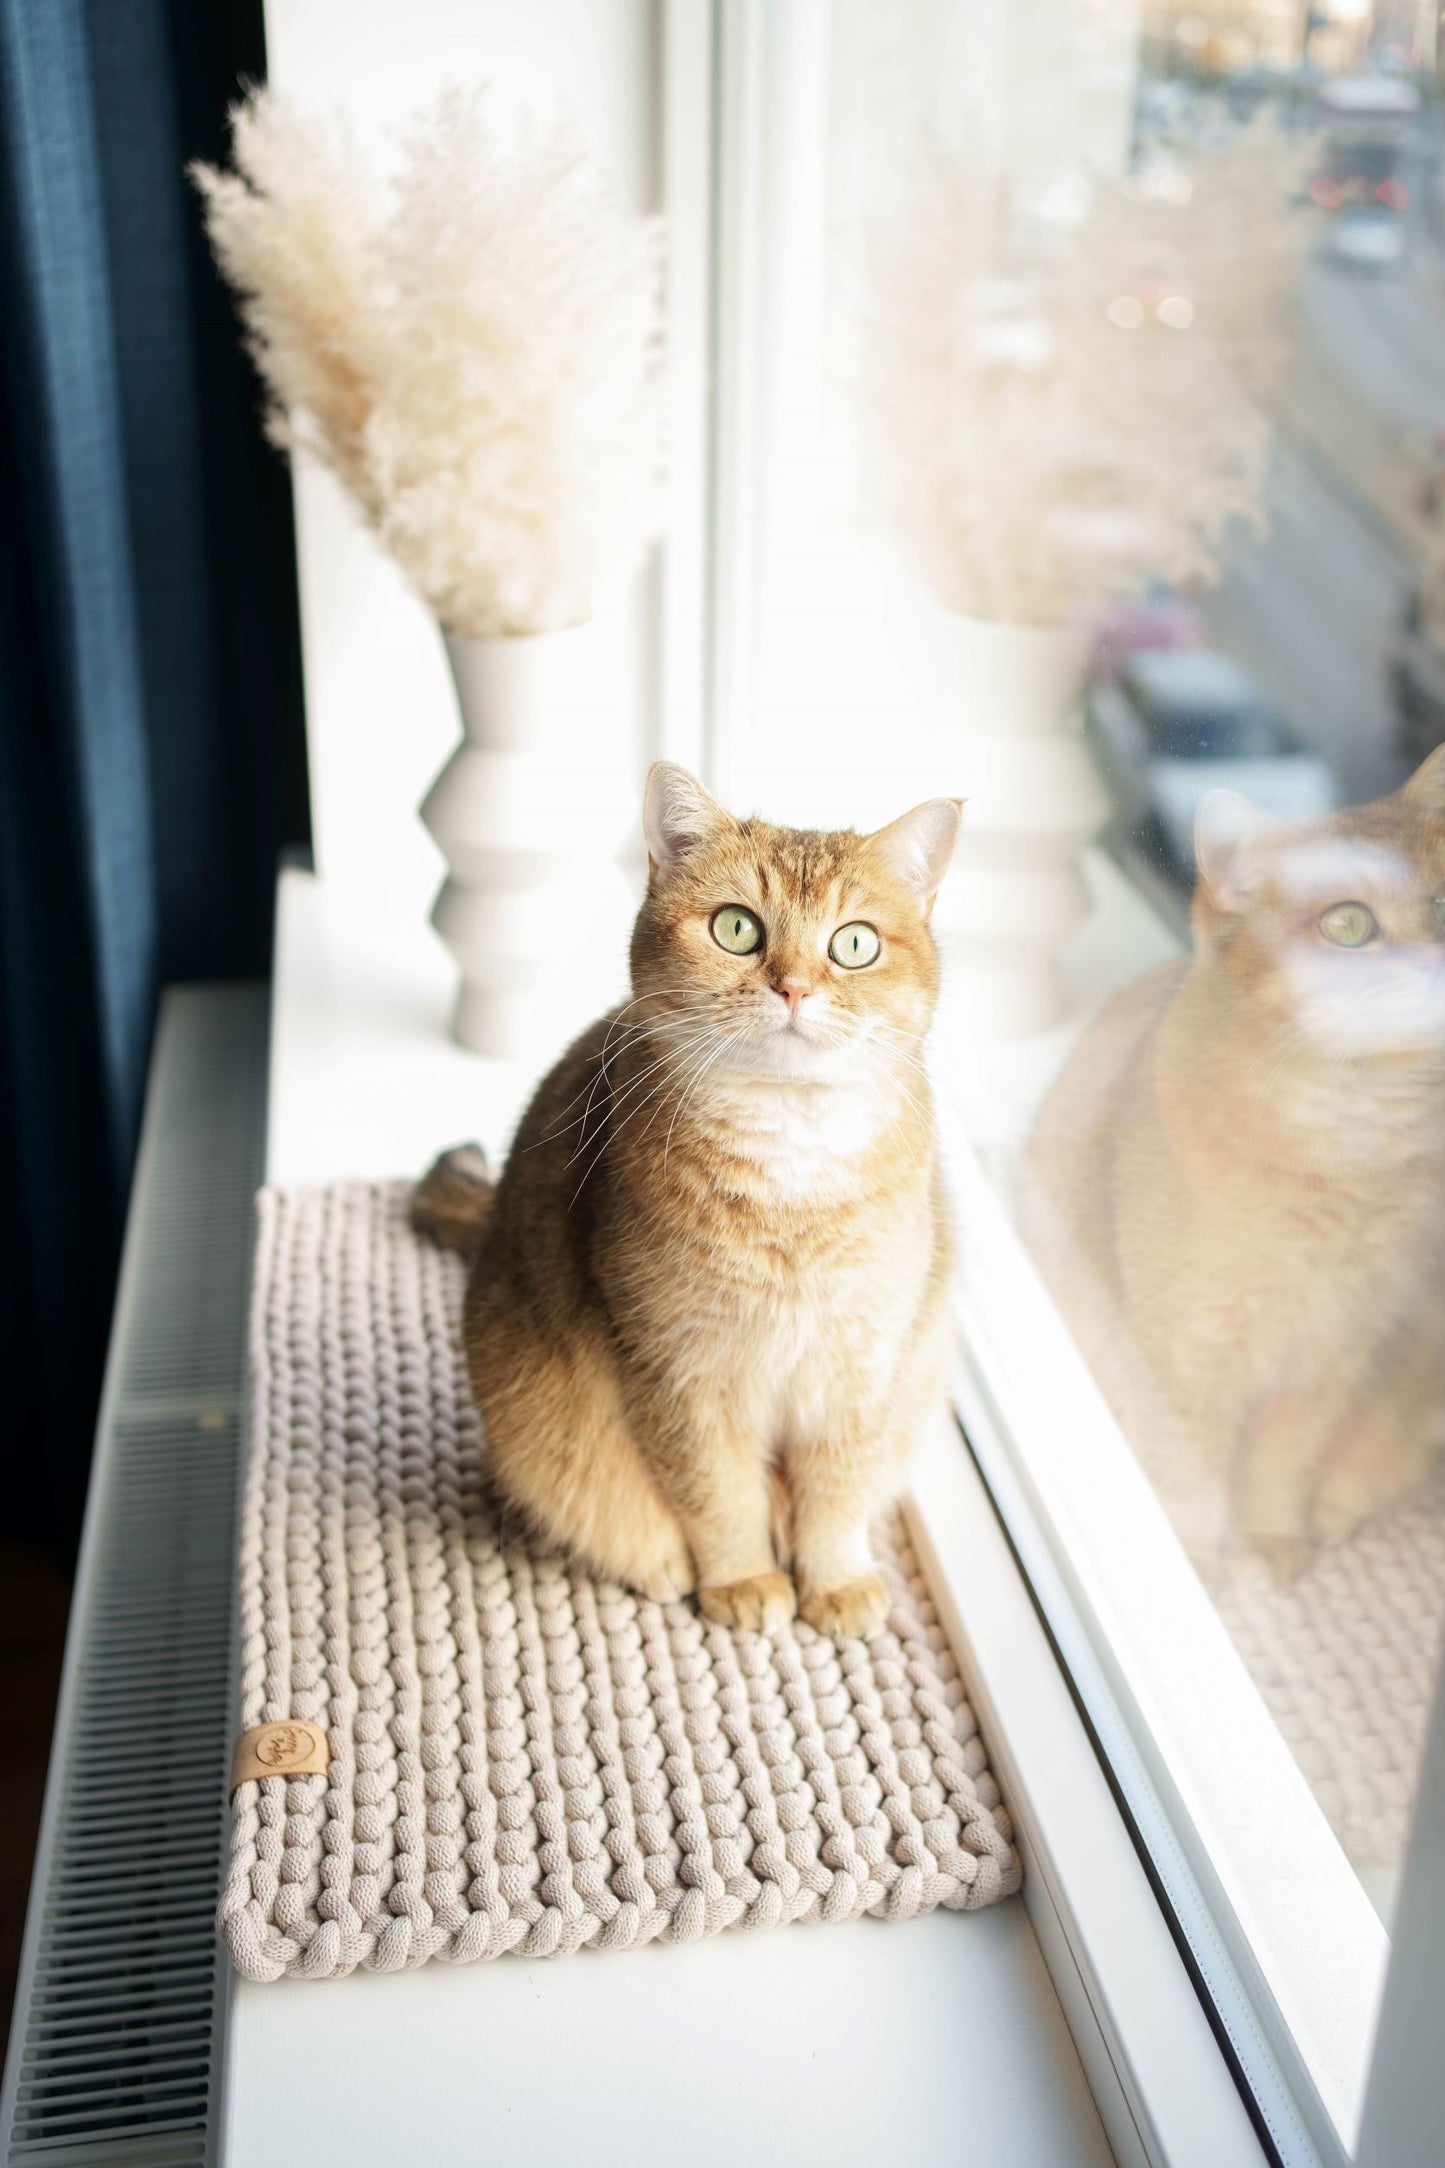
[[0, 0, 307, 1548]]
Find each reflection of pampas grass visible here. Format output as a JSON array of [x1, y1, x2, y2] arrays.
[[866, 123, 1315, 625], [193, 85, 663, 636]]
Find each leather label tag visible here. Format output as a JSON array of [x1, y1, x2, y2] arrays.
[[231, 1719, 330, 1794]]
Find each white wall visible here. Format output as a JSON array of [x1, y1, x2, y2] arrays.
[[261, 0, 659, 908]]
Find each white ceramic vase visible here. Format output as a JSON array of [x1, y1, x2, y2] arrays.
[[931, 615, 1110, 1039], [421, 627, 633, 1058]]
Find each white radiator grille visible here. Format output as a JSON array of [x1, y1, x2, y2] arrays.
[[1, 984, 267, 2167]]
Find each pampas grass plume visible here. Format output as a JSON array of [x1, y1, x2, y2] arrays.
[[193, 84, 663, 636], [865, 121, 1316, 625]]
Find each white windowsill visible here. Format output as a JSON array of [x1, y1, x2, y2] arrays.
[[225, 862, 1272, 2168]]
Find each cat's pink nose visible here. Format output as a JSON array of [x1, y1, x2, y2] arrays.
[[774, 981, 812, 1016]]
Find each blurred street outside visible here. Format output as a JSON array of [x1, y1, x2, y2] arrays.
[[1208, 96, 1445, 805]]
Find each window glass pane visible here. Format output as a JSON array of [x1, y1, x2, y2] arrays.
[[722, 0, 1445, 2135]]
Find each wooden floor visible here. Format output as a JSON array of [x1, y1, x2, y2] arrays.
[[0, 1544, 69, 2076]]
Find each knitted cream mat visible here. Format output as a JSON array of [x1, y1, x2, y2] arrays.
[[219, 1182, 1021, 1982], [1213, 1468, 1445, 1884]]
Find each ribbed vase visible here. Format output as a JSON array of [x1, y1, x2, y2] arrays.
[[932, 616, 1110, 1039], [421, 628, 633, 1058]]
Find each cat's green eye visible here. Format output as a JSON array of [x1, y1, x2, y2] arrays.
[[1432, 897, 1445, 931], [711, 905, 763, 956], [829, 921, 881, 969], [1319, 901, 1377, 949]]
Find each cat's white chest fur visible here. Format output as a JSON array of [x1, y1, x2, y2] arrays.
[[679, 1071, 932, 1447], [707, 1074, 892, 1194]]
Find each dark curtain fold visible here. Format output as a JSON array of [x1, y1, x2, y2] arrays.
[[0, 0, 307, 1550]]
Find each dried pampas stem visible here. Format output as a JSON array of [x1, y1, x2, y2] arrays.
[[193, 84, 663, 637]]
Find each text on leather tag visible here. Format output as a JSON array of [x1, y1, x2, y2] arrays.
[[231, 1719, 330, 1794]]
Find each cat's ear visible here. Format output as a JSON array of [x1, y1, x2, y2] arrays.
[[643, 762, 731, 870], [1194, 789, 1281, 911], [870, 798, 963, 918], [1402, 744, 1445, 814]]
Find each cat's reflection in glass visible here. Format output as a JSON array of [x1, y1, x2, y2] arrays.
[[1024, 744, 1445, 1580]]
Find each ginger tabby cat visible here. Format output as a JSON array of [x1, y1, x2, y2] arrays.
[[1026, 747, 1445, 1575], [414, 763, 961, 1639]]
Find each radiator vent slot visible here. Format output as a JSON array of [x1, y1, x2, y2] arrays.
[[1, 985, 267, 2167]]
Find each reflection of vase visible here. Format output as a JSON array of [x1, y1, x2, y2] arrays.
[[931, 615, 1109, 1039], [422, 628, 632, 1058]]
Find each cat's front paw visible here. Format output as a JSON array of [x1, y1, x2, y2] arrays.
[[634, 1555, 695, 1605], [799, 1573, 890, 1641], [698, 1571, 796, 1632], [1248, 1533, 1310, 1585], [1310, 1405, 1428, 1550], [629, 1527, 696, 1605]]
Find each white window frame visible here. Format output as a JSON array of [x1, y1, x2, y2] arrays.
[[904, 1413, 1267, 2168], [684, 9, 1431, 2165], [935, 849, 1390, 2158]]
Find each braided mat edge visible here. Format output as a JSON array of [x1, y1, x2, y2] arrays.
[[219, 1182, 1020, 1982]]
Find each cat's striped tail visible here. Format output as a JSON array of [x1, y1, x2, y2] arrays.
[[411, 1142, 494, 1254]]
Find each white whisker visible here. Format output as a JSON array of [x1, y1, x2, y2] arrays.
[[662, 1028, 748, 1174], [564, 1023, 722, 1166], [566, 1019, 736, 1205]]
